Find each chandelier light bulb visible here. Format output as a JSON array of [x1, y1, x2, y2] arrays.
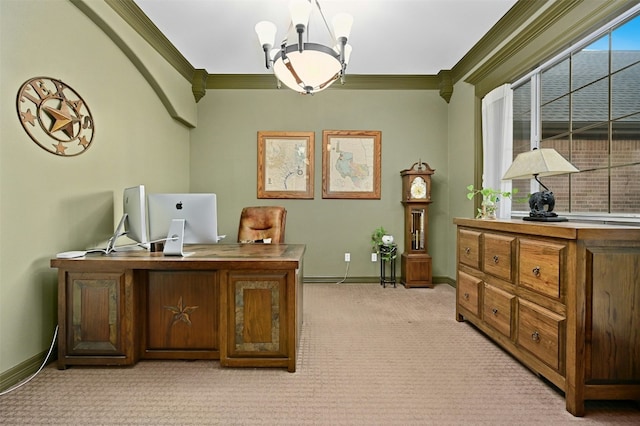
[[289, 0, 312, 28], [332, 13, 353, 40], [255, 21, 277, 49]]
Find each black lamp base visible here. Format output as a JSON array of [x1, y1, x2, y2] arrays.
[[526, 189, 568, 222], [523, 216, 568, 222]]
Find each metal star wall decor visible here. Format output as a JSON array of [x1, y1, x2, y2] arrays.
[[16, 77, 95, 156]]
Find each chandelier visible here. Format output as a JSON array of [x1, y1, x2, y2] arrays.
[[255, 0, 353, 95]]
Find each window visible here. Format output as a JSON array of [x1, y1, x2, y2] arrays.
[[511, 9, 640, 220]]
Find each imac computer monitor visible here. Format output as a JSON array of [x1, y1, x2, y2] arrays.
[[147, 193, 219, 245], [123, 185, 149, 247]]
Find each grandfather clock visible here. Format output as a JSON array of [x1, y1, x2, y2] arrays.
[[400, 161, 435, 288]]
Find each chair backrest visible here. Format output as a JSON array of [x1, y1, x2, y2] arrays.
[[237, 206, 287, 243]]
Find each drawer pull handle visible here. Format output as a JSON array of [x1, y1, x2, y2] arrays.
[[493, 255, 499, 263], [464, 247, 471, 255], [463, 292, 470, 300], [532, 266, 541, 276], [531, 331, 540, 342], [492, 308, 498, 316]]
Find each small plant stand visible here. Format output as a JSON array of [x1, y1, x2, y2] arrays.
[[379, 244, 397, 288]]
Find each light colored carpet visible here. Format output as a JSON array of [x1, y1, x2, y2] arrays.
[[1, 283, 638, 425]]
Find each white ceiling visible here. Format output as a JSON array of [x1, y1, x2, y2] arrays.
[[135, 0, 517, 76]]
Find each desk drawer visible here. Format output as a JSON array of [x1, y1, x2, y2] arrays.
[[483, 233, 515, 282], [483, 284, 515, 339], [518, 299, 565, 372], [519, 238, 565, 299], [457, 271, 481, 316], [458, 229, 481, 269]]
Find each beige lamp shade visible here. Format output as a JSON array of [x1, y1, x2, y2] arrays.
[[502, 148, 579, 180]]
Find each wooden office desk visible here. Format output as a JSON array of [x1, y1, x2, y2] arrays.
[[51, 244, 305, 372]]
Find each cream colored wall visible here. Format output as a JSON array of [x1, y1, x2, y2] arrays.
[[1, 0, 629, 389], [74, 0, 198, 128], [190, 89, 450, 278], [0, 0, 191, 374], [446, 81, 479, 278]]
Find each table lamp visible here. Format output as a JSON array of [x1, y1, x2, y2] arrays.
[[501, 148, 579, 222]]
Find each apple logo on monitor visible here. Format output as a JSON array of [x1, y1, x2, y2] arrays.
[[176, 202, 183, 210]]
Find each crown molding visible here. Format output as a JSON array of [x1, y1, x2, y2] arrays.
[[105, 0, 636, 99], [103, 0, 554, 96], [465, 0, 640, 97], [192, 69, 208, 102], [451, 0, 551, 83], [438, 70, 453, 103], [465, 0, 582, 86], [105, 2, 442, 94], [205, 74, 441, 91], [105, 0, 194, 81]]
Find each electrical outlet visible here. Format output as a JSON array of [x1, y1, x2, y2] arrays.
[[344, 252, 351, 262], [371, 252, 377, 262]]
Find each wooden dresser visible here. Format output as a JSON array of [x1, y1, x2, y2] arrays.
[[454, 218, 640, 416]]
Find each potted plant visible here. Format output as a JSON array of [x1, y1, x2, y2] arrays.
[[466, 184, 518, 219], [371, 226, 397, 261]]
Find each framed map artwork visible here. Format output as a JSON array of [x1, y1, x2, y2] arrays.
[[257, 131, 315, 199], [322, 130, 381, 199]]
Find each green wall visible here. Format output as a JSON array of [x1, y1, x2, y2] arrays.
[[3, 0, 633, 392], [0, 0, 192, 379], [190, 89, 449, 278], [446, 81, 479, 277]]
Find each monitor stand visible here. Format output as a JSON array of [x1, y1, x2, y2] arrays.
[[108, 214, 150, 252], [106, 213, 128, 254], [163, 219, 194, 256]]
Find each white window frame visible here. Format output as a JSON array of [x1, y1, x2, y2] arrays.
[[510, 4, 640, 224]]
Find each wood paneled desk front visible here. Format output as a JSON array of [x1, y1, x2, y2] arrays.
[[50, 244, 305, 372]]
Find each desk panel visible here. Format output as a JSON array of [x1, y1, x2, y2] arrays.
[[145, 271, 219, 358]]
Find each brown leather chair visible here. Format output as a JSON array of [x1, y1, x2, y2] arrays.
[[237, 206, 287, 243]]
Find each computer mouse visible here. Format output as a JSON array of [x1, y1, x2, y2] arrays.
[[56, 250, 87, 259]]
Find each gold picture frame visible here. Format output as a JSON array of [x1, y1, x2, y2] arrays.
[[322, 130, 381, 199], [257, 131, 315, 199]]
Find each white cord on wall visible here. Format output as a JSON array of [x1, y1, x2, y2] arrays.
[[336, 261, 350, 284], [0, 325, 58, 396]]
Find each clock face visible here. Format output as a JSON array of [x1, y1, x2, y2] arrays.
[[410, 177, 427, 199]]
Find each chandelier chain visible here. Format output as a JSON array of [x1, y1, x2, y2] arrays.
[[313, 0, 337, 44]]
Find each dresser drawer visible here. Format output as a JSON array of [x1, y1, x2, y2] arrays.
[[518, 299, 565, 372], [519, 239, 565, 299], [457, 271, 481, 316], [483, 233, 515, 282], [458, 229, 481, 269], [483, 284, 515, 339]]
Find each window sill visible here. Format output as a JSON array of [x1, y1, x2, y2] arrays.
[[510, 212, 640, 226]]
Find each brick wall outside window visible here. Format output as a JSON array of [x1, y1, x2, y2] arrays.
[[510, 11, 640, 218]]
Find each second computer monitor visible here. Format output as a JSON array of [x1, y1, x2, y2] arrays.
[[123, 185, 149, 246], [147, 193, 219, 244]]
